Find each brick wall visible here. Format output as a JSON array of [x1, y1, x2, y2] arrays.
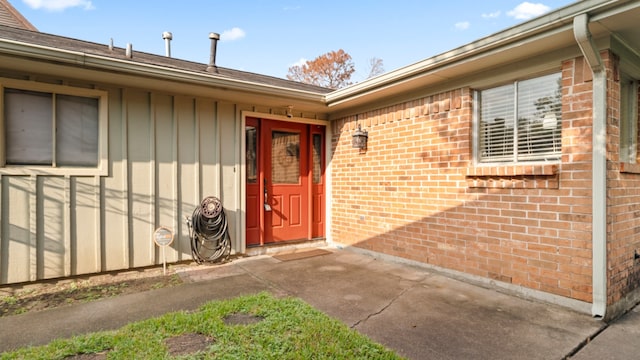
[[330, 57, 597, 303], [606, 49, 640, 307]]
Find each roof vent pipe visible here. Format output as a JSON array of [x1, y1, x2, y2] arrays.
[[162, 31, 173, 57], [207, 32, 220, 73], [126, 43, 133, 58]]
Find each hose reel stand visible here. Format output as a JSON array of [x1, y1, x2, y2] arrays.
[[186, 196, 231, 264]]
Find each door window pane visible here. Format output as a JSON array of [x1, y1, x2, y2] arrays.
[[272, 131, 300, 184], [246, 126, 258, 183], [312, 133, 322, 184]]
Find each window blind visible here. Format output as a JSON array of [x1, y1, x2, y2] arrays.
[[5, 89, 53, 165], [4, 88, 99, 167], [56, 94, 99, 166], [479, 84, 514, 162], [478, 73, 561, 163], [516, 74, 562, 161]]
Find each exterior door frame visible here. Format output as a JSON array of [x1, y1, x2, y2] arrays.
[[241, 111, 328, 250]]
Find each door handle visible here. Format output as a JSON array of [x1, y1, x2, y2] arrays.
[[264, 178, 272, 211]]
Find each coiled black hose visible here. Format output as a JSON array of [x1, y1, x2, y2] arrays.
[[187, 196, 231, 264]]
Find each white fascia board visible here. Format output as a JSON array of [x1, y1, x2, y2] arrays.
[[0, 38, 326, 104], [326, 0, 620, 106]]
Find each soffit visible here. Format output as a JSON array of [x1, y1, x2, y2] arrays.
[[0, 25, 331, 114], [325, 0, 640, 115]]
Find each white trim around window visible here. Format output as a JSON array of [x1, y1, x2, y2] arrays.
[[620, 74, 639, 165], [474, 72, 562, 165], [0, 78, 108, 176]]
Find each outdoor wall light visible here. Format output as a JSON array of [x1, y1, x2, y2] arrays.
[[352, 124, 368, 150]]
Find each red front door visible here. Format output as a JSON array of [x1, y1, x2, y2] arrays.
[[264, 120, 308, 242], [245, 117, 325, 246]]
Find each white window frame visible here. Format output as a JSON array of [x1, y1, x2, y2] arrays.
[[620, 74, 639, 164], [473, 72, 562, 165], [0, 78, 108, 176]]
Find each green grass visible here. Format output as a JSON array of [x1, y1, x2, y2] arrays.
[[1, 292, 404, 359]]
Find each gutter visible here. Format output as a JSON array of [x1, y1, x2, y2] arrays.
[[573, 13, 607, 318], [0, 38, 327, 104], [326, 0, 619, 108]]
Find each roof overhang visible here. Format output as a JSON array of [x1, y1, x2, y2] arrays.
[[0, 38, 329, 114], [325, 0, 640, 117], [1, 0, 640, 119]]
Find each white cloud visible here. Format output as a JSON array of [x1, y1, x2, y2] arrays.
[[290, 58, 307, 68], [482, 11, 501, 19], [22, 0, 94, 11], [455, 21, 470, 31], [507, 2, 550, 20], [221, 27, 246, 41]]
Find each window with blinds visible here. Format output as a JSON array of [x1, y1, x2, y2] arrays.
[[1, 78, 107, 175], [5, 89, 99, 166], [620, 75, 639, 164], [478, 73, 562, 163]]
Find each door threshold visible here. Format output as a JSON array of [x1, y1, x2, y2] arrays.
[[245, 238, 327, 257]]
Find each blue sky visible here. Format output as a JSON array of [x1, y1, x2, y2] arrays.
[[12, 0, 576, 81]]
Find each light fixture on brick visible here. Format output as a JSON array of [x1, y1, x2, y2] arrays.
[[352, 124, 368, 150]]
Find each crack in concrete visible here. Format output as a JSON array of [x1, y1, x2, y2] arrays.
[[350, 285, 414, 329], [235, 262, 291, 298], [563, 322, 610, 359]]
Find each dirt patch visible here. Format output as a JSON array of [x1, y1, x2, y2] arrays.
[[64, 352, 109, 360], [0, 267, 184, 317], [223, 313, 265, 325], [165, 333, 214, 357]]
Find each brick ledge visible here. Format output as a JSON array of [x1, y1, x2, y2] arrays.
[[465, 164, 559, 177], [620, 162, 640, 174]]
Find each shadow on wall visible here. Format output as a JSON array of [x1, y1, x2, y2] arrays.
[[328, 113, 610, 305], [0, 175, 236, 284]]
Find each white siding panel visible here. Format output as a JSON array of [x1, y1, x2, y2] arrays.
[[0, 81, 264, 284], [198, 99, 219, 198], [38, 176, 65, 279], [2, 176, 32, 283], [154, 94, 178, 262], [218, 103, 240, 251], [72, 177, 100, 275], [177, 97, 198, 259], [102, 88, 128, 271], [127, 90, 154, 267]]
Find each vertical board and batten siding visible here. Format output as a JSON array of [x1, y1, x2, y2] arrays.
[[102, 87, 128, 271], [218, 103, 239, 247], [127, 89, 154, 268], [0, 83, 241, 284], [154, 93, 178, 263]]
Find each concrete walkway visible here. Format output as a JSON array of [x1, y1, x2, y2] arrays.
[[0, 248, 633, 359]]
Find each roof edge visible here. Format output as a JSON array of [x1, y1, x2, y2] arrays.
[[0, 0, 37, 31], [325, 0, 623, 106], [0, 37, 328, 103]]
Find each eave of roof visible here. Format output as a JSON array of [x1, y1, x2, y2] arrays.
[[325, 0, 640, 114], [0, 25, 331, 113], [1, 0, 640, 119]]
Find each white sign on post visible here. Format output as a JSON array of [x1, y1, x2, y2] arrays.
[[153, 226, 174, 275]]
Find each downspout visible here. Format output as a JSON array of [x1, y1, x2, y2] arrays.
[[573, 13, 607, 318]]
